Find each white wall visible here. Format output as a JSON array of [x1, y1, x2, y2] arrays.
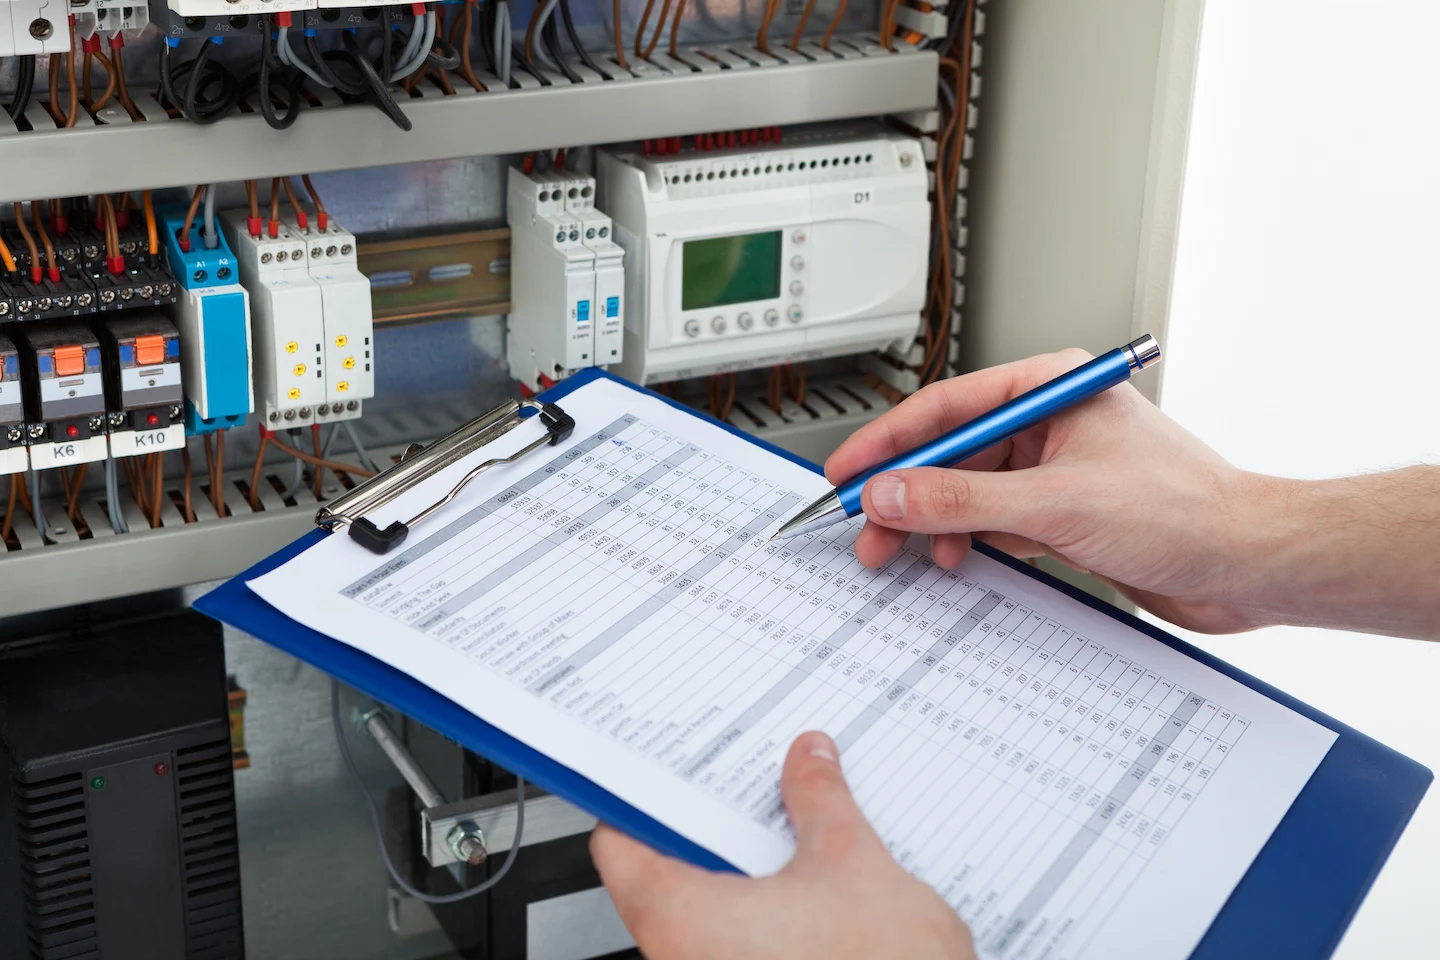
[[1159, 2, 1440, 957]]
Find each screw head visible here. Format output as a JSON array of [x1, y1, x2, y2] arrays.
[[261, 252, 273, 264], [140, 285, 154, 299], [84, 244, 100, 258], [29, 18, 53, 39], [169, 405, 182, 421], [326, 245, 337, 256], [100, 289, 116, 303], [109, 412, 125, 426], [158, 283, 174, 296], [193, 269, 207, 283], [346, 400, 359, 411], [276, 251, 287, 262], [61, 249, 77, 262], [119, 287, 133, 300], [17, 299, 34, 313], [340, 244, 352, 256], [37, 297, 53, 311], [598, 226, 609, 238], [28, 424, 46, 439], [6, 427, 21, 442], [78, 292, 94, 306], [57, 295, 72, 308], [555, 231, 566, 243], [284, 409, 296, 420], [312, 247, 322, 258], [298, 407, 311, 418], [88, 416, 103, 431], [899, 153, 914, 167], [0, 303, 8, 316], [292, 249, 304, 260], [269, 412, 280, 423]]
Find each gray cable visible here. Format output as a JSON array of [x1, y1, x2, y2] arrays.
[[280, 27, 336, 90], [104, 456, 128, 534], [531, 0, 562, 70], [341, 420, 380, 473], [330, 678, 526, 904], [202, 184, 219, 250], [391, 12, 434, 81], [27, 467, 48, 541], [280, 456, 306, 502], [388, 13, 427, 81], [495, 2, 512, 86]]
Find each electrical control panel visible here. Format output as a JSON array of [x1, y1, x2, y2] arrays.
[[597, 127, 929, 384], [13, 321, 110, 469], [280, 214, 374, 422], [96, 313, 186, 457], [219, 210, 324, 428], [164, 0, 314, 20], [159, 203, 254, 435], [505, 165, 625, 390]]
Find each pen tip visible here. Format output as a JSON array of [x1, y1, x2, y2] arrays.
[[769, 532, 780, 541]]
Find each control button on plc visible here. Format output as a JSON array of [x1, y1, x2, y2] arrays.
[[763, 309, 780, 327], [737, 312, 755, 330], [787, 305, 804, 323], [683, 318, 701, 338], [790, 255, 806, 271], [789, 280, 805, 296], [791, 229, 807, 245], [711, 316, 727, 334]]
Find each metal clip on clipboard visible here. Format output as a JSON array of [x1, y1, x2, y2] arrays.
[[316, 398, 576, 555]]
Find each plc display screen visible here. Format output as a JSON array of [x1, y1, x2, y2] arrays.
[[681, 231, 783, 310]]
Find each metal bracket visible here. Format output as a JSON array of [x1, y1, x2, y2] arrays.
[[422, 786, 597, 869]]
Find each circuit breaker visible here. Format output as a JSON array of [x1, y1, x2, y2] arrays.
[[159, 204, 254, 435], [2, 0, 70, 57], [219, 210, 325, 427], [505, 165, 624, 390], [13, 322, 110, 469], [279, 214, 375, 422]]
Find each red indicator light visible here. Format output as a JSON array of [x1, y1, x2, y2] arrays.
[[146, 413, 160, 427], [154, 762, 169, 776], [66, 424, 79, 438]]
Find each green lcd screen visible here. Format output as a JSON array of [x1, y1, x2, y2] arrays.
[[681, 231, 783, 311]]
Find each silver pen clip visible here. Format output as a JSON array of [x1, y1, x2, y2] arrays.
[[317, 398, 575, 554]]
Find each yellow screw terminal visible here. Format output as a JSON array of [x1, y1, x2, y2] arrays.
[[286, 341, 298, 354], [293, 363, 307, 377], [287, 387, 301, 400], [342, 357, 355, 369], [334, 335, 348, 347], [336, 381, 350, 392]]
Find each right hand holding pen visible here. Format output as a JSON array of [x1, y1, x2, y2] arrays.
[[825, 349, 1272, 634]]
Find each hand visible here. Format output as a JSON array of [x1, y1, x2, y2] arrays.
[[825, 349, 1280, 634], [592, 732, 976, 960]]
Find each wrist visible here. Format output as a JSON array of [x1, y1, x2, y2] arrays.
[[1222, 472, 1327, 628]]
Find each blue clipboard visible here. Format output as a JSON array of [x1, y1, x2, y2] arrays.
[[195, 367, 1431, 959]]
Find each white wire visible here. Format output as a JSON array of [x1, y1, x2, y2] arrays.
[[340, 420, 380, 473], [532, 0, 562, 70], [330, 679, 526, 904], [203, 184, 219, 250], [105, 456, 128, 534], [280, 27, 335, 89], [496, 2, 513, 87], [388, 12, 427, 81], [391, 12, 435, 81]]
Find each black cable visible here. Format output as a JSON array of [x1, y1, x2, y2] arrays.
[[478, 0, 498, 75], [559, 0, 608, 79], [543, 14, 582, 83], [426, 33, 462, 71], [160, 41, 184, 116], [177, 39, 240, 125], [257, 15, 303, 130], [305, 31, 365, 95], [7, 55, 35, 122], [342, 30, 413, 131]]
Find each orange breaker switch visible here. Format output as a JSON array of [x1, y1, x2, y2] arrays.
[[53, 345, 86, 378], [134, 335, 167, 367]]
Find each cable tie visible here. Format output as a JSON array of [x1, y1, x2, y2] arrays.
[[276, 10, 294, 27], [106, 256, 125, 276], [247, 216, 263, 238]]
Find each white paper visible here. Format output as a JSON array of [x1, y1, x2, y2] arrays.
[[249, 377, 1337, 960]]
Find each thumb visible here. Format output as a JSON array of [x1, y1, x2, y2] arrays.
[[780, 732, 883, 865], [861, 466, 1062, 539]]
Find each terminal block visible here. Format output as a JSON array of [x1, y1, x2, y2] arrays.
[[93, 261, 180, 314], [280, 214, 374, 423], [0, 333, 27, 476], [158, 204, 254, 435], [13, 322, 110, 469], [96, 314, 186, 457], [219, 210, 324, 428], [0, 273, 96, 322], [163, 0, 315, 21]]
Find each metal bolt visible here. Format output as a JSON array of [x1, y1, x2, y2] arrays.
[[326, 245, 337, 256], [292, 249, 304, 261], [6, 427, 21, 443], [311, 247, 322, 258], [100, 289, 116, 304], [269, 412, 280, 423], [29, 18, 52, 39], [78, 292, 94, 307], [108, 412, 125, 426], [899, 153, 914, 167], [340, 244, 352, 256], [88, 416, 104, 431], [447, 826, 488, 867], [261, 252, 273, 264], [28, 424, 45, 439], [284, 409, 296, 420]]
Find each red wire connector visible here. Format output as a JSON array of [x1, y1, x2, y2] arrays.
[[668, 136, 681, 153], [267, 219, 279, 238], [247, 216, 262, 238], [642, 140, 653, 156], [52, 212, 68, 235], [294, 208, 308, 231], [410, 2, 426, 14], [178, 237, 190, 253], [108, 32, 124, 50], [554, 148, 567, 169], [106, 255, 125, 276], [116, 207, 130, 229], [28, 265, 42, 284], [276, 10, 293, 27], [81, 34, 101, 54], [522, 152, 536, 173], [537, 373, 557, 390], [46, 264, 60, 283]]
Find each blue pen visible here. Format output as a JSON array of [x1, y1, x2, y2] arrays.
[[771, 334, 1162, 540]]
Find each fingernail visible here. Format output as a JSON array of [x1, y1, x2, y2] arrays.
[[868, 474, 905, 521], [808, 733, 839, 764]]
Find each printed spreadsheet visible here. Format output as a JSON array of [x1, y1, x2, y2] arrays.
[[252, 376, 1336, 960]]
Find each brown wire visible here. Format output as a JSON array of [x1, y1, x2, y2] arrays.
[[32, 203, 55, 275], [82, 52, 93, 106], [820, 0, 847, 50], [98, 194, 119, 260], [300, 175, 327, 225], [47, 54, 61, 124], [181, 441, 196, 522], [269, 178, 282, 229], [89, 50, 118, 112], [213, 430, 227, 516], [669, 0, 687, 57], [2, 475, 16, 544], [456, 0, 484, 91], [11, 203, 38, 272], [245, 180, 259, 222], [265, 430, 377, 480], [311, 425, 324, 499], [640, 0, 674, 58], [790, 0, 818, 49], [14, 471, 32, 515], [757, 0, 783, 54], [114, 43, 140, 120], [64, 463, 88, 521], [281, 177, 306, 228], [612, 0, 630, 69], [631, 0, 656, 58], [247, 434, 269, 510], [125, 456, 150, 518], [149, 452, 163, 528], [178, 185, 205, 250]]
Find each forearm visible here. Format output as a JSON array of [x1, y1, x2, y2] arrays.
[[1238, 466, 1440, 640]]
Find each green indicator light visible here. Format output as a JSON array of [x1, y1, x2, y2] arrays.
[[90, 776, 105, 790]]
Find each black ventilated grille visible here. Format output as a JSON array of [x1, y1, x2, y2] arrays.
[[174, 740, 244, 959], [13, 772, 99, 960]]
